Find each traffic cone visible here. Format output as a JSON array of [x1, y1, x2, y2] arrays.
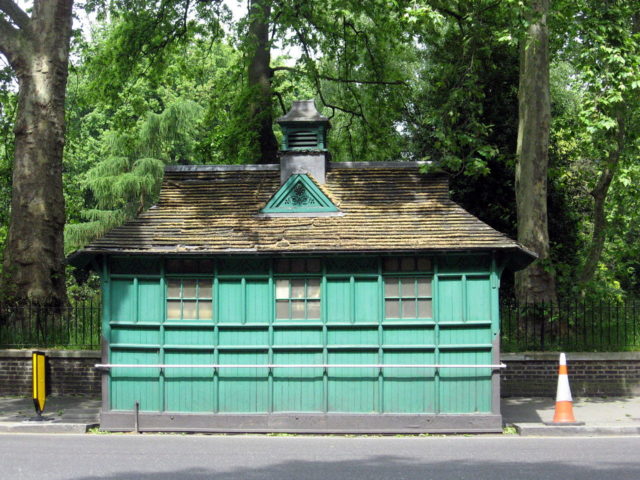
[[547, 352, 584, 425]]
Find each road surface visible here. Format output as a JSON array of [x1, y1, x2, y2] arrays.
[[1, 433, 638, 479]]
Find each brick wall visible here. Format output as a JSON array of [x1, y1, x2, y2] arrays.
[[0, 350, 101, 397], [2, 350, 639, 398], [501, 352, 640, 397]]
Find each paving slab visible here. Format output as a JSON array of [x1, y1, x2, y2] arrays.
[[0, 396, 99, 434], [502, 396, 640, 436]]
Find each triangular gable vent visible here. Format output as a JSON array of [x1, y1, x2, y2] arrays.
[[262, 174, 338, 213]]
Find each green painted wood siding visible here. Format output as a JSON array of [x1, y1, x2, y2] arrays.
[[103, 255, 498, 415]]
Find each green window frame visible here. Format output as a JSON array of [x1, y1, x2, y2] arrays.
[[166, 278, 213, 321], [275, 278, 321, 320], [384, 277, 433, 319]]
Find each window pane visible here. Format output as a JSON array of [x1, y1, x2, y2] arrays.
[[417, 278, 432, 297], [291, 279, 305, 298], [198, 259, 214, 273], [400, 257, 416, 272], [385, 279, 399, 297], [307, 300, 320, 319], [418, 299, 432, 318], [182, 301, 197, 319], [291, 260, 305, 273], [198, 301, 213, 320], [383, 257, 399, 272], [167, 280, 181, 298], [402, 300, 416, 318], [400, 278, 416, 298], [199, 280, 212, 299], [307, 279, 321, 299], [417, 258, 431, 271], [385, 299, 400, 318], [182, 280, 197, 298], [307, 258, 321, 272], [275, 259, 290, 273], [291, 300, 305, 319], [167, 300, 182, 320], [276, 300, 289, 319], [276, 280, 289, 299]]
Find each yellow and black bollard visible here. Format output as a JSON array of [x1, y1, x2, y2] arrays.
[[32, 351, 47, 421]]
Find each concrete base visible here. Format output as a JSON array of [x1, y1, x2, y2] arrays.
[[0, 422, 98, 434], [101, 411, 503, 434], [514, 423, 640, 436]]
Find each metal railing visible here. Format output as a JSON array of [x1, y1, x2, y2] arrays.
[[95, 363, 506, 370], [0, 299, 101, 349], [500, 298, 640, 352], [2, 296, 639, 352]]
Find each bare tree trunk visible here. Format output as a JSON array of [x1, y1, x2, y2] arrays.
[[515, 0, 556, 304], [0, 0, 72, 305], [247, 0, 278, 164]]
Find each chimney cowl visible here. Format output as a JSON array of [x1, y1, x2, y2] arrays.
[[276, 100, 329, 125]]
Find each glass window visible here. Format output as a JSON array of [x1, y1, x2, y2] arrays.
[[384, 277, 432, 319], [275, 278, 321, 320], [166, 279, 213, 320]]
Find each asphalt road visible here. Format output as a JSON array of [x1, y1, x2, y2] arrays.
[[1, 434, 639, 480]]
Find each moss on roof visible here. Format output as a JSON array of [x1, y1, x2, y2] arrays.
[[73, 163, 534, 264]]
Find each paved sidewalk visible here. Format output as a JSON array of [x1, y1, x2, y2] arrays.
[[1, 395, 640, 435], [0, 396, 100, 433], [503, 396, 640, 436]]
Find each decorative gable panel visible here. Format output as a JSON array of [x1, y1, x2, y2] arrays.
[[262, 174, 338, 213]]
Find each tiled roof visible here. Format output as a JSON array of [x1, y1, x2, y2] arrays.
[[72, 163, 535, 263]]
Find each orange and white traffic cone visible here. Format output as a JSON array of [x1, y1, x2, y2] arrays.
[[547, 352, 584, 425]]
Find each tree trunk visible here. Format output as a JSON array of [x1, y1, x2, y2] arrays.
[[247, 0, 278, 164], [515, 0, 556, 303], [0, 0, 73, 305]]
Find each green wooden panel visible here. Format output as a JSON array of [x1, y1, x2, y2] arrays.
[[110, 326, 160, 345], [245, 279, 270, 323], [164, 350, 214, 413], [272, 351, 323, 412], [383, 327, 435, 346], [354, 278, 379, 323], [110, 279, 135, 323], [327, 327, 378, 345], [438, 350, 492, 413], [326, 278, 350, 323], [217, 352, 269, 412], [439, 325, 492, 346], [218, 280, 243, 324], [466, 276, 492, 322], [218, 328, 268, 346], [437, 277, 464, 322], [273, 328, 323, 346], [105, 254, 499, 417], [327, 351, 378, 412], [383, 351, 436, 413], [138, 279, 163, 324], [110, 349, 160, 411], [164, 327, 215, 346]]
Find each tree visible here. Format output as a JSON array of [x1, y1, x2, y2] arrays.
[[514, 0, 556, 303], [572, 4, 640, 290], [0, 1, 73, 305]]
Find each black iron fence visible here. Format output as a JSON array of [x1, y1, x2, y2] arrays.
[[500, 299, 640, 352], [0, 297, 639, 352], [0, 299, 101, 349]]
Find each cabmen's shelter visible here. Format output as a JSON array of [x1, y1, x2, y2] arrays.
[[70, 100, 535, 433]]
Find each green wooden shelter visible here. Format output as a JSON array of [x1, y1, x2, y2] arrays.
[[71, 100, 535, 433]]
